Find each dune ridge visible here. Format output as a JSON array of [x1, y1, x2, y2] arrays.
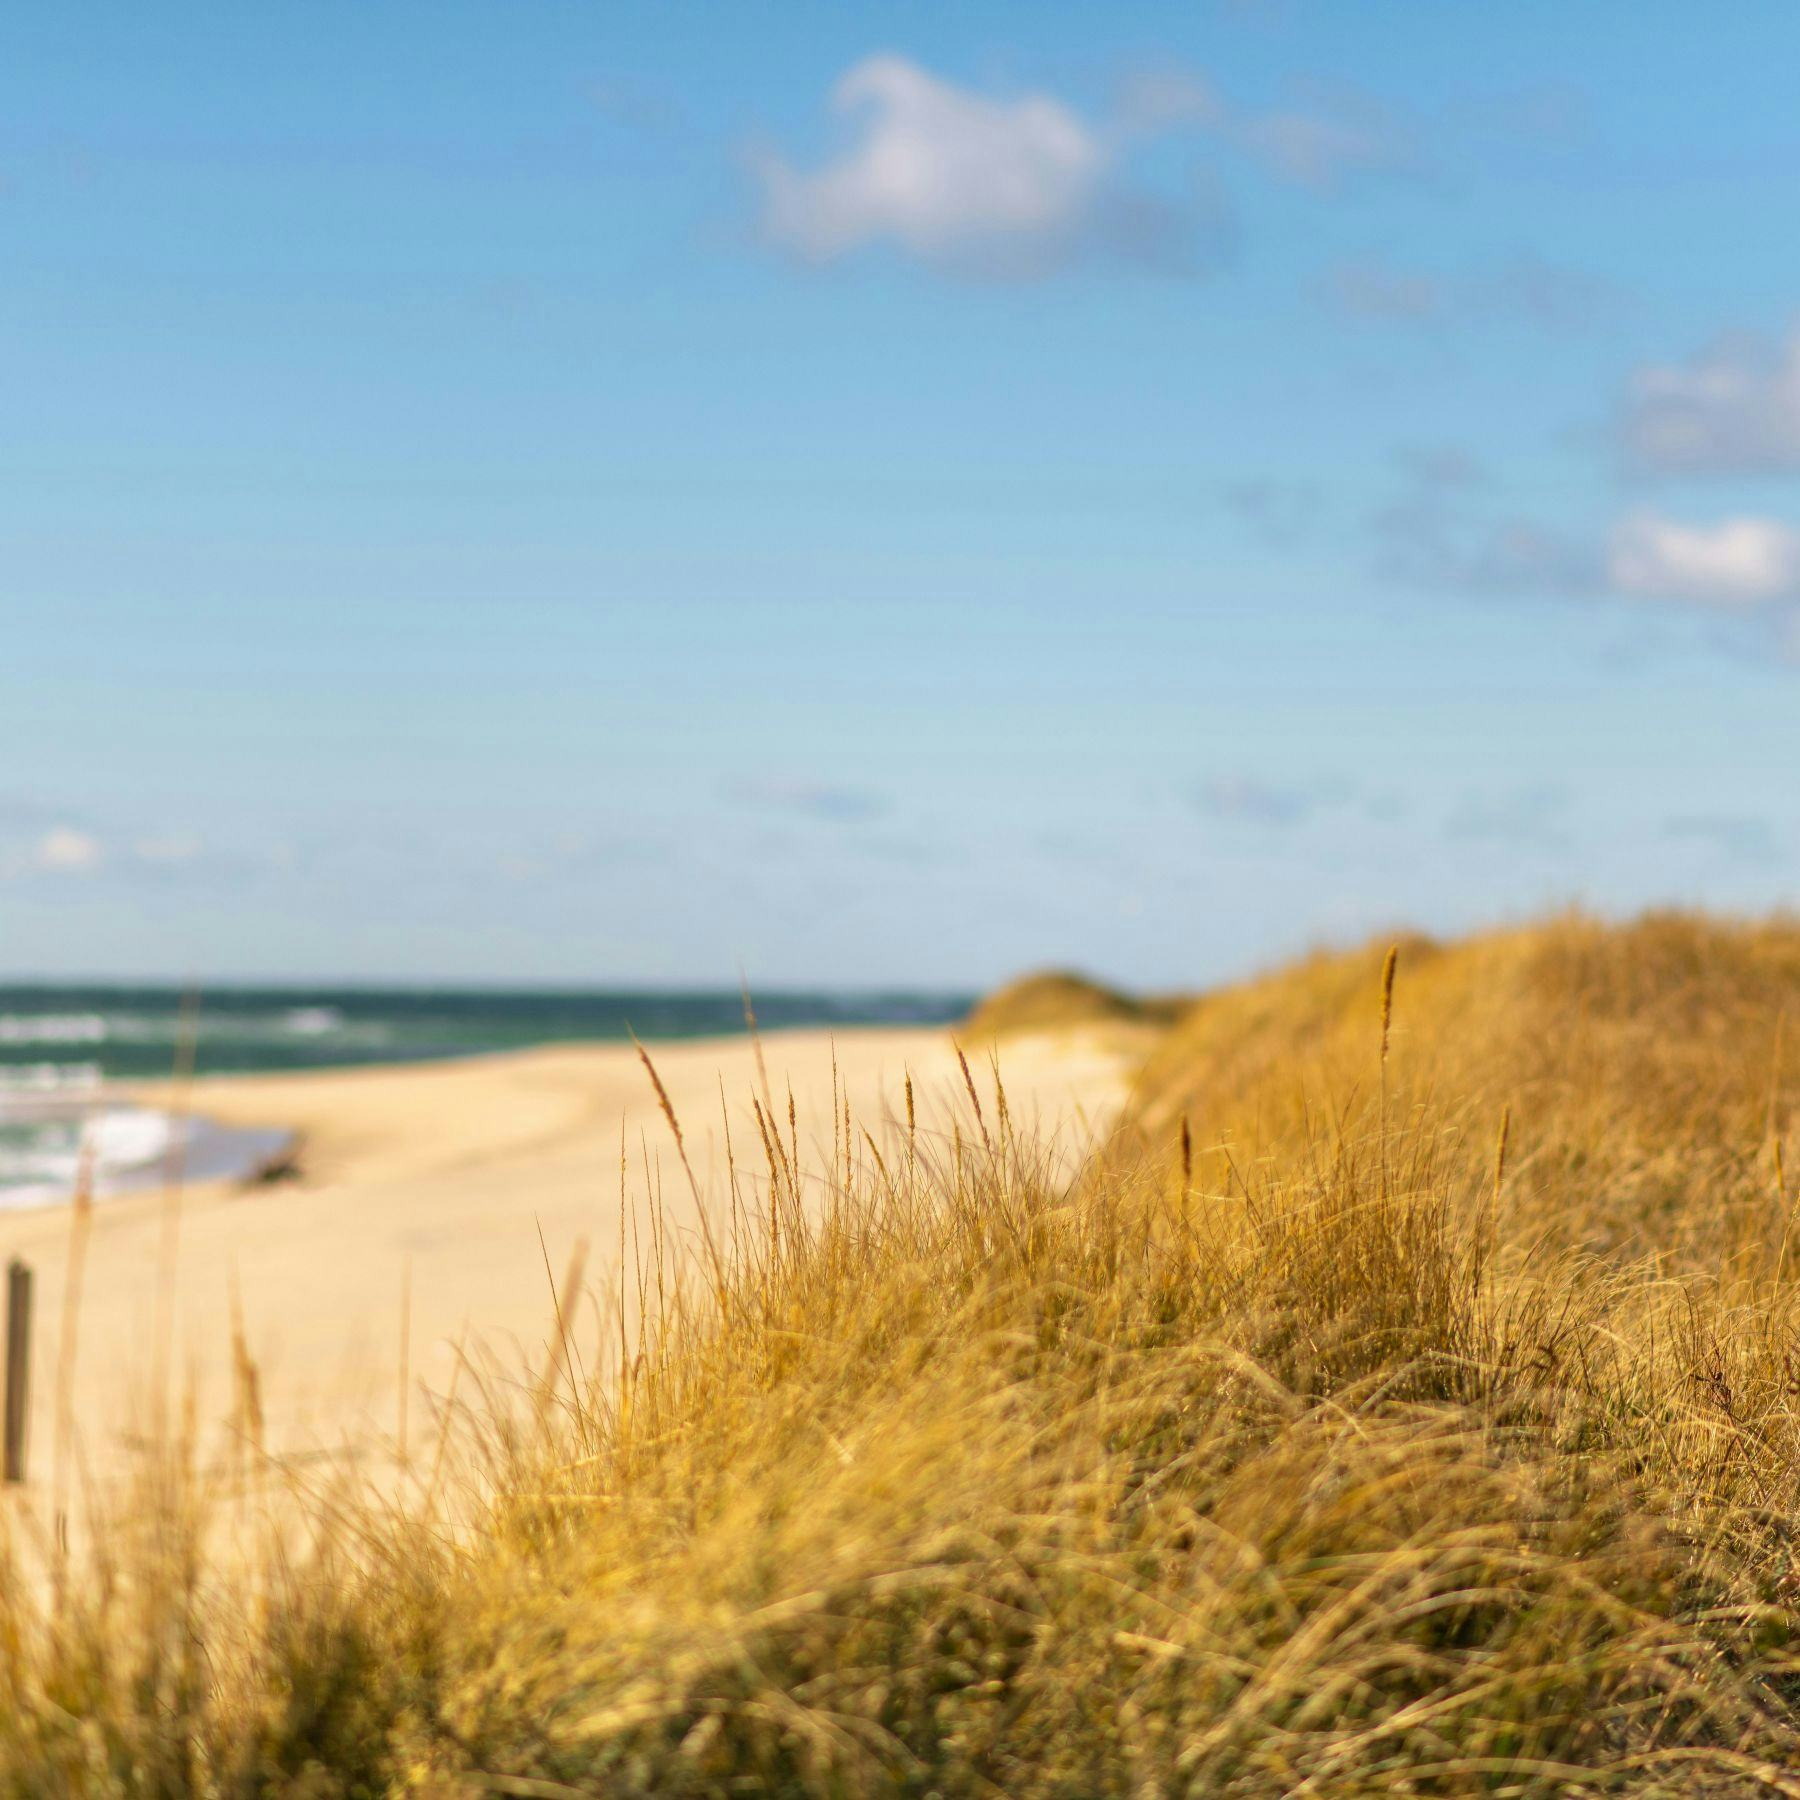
[[10, 914, 1800, 1793]]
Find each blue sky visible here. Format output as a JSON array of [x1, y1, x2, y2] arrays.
[[5, 1, 1800, 987]]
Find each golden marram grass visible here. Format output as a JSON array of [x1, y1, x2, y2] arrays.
[[12, 911, 1800, 1794]]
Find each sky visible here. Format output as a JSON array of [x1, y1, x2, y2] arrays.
[[5, 1, 1800, 989]]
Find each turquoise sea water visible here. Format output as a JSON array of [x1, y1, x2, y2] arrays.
[[0, 983, 971, 1208]]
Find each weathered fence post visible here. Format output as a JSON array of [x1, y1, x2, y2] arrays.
[[5, 1258, 31, 1484]]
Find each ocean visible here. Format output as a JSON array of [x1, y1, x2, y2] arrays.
[[0, 983, 971, 1210]]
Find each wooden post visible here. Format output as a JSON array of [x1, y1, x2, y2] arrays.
[[5, 1259, 31, 1484]]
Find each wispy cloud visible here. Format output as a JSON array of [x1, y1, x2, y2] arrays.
[[1113, 66, 1222, 134], [1239, 90, 1411, 192], [1392, 443, 1488, 490], [1323, 252, 1616, 332], [1222, 477, 1324, 546], [1444, 785, 1570, 849], [1327, 258, 1443, 322], [1481, 255, 1620, 331], [1664, 813, 1780, 864], [581, 76, 687, 141], [1194, 774, 1352, 827], [1620, 323, 1800, 474], [132, 833, 202, 867], [1121, 60, 1415, 192], [1373, 493, 1599, 596], [724, 779, 891, 824]]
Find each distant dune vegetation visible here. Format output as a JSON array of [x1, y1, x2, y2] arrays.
[[21, 912, 1800, 1793], [962, 967, 1186, 1038]]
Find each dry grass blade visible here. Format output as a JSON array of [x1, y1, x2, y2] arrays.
[[954, 1040, 991, 1152]]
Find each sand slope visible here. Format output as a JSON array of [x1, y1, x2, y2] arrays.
[[0, 1027, 1131, 1492]]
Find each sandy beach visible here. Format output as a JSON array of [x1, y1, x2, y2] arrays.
[[0, 1026, 1134, 1496]]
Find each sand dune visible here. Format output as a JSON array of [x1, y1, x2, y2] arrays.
[[0, 1026, 1133, 1493]]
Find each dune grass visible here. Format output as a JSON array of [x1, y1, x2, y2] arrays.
[[961, 968, 1184, 1040], [12, 912, 1800, 1793]]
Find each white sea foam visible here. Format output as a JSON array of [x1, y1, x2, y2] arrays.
[[84, 1106, 182, 1172], [282, 1005, 344, 1036], [0, 1104, 190, 1210], [0, 1061, 103, 1095], [0, 1013, 108, 1044]]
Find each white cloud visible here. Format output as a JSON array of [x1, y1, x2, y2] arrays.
[[32, 826, 105, 873], [754, 56, 1108, 277], [1607, 513, 1800, 609], [752, 56, 1234, 280], [1622, 325, 1800, 473]]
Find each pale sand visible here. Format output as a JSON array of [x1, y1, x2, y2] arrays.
[[0, 1027, 1134, 1495]]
